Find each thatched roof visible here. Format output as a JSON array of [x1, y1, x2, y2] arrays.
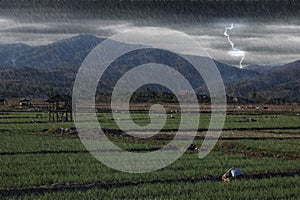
[[45, 94, 72, 104], [19, 98, 30, 102]]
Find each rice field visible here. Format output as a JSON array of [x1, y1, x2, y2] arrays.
[[0, 106, 300, 199]]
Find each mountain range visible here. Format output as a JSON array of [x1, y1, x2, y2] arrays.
[[0, 34, 299, 102]]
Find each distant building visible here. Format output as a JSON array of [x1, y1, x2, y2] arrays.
[[229, 96, 249, 104], [197, 94, 210, 103], [178, 90, 190, 96], [0, 98, 6, 105], [19, 98, 32, 108]]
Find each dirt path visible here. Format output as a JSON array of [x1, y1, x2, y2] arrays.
[[0, 147, 161, 156], [1, 170, 300, 197]]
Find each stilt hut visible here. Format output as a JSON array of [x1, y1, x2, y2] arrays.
[[45, 94, 72, 122]]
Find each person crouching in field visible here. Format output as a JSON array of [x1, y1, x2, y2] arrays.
[[222, 167, 243, 182]]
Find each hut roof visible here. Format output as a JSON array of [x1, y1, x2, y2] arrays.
[[178, 90, 190, 96], [45, 94, 72, 103], [19, 98, 30, 102]]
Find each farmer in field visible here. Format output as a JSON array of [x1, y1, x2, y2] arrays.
[[222, 167, 243, 182]]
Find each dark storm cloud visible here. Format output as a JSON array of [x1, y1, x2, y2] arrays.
[[0, 0, 299, 66], [1, 0, 299, 18], [1, 0, 300, 24]]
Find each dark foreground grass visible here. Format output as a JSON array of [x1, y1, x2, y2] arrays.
[[10, 176, 300, 200], [1, 133, 300, 191], [2, 152, 300, 199]]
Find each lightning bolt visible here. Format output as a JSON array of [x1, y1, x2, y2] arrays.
[[224, 24, 245, 68]]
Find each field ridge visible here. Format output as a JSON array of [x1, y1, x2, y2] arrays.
[[1, 169, 300, 197]]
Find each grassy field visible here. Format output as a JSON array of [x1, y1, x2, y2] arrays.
[[0, 105, 300, 199]]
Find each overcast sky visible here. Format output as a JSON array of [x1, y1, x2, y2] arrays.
[[0, 0, 299, 67]]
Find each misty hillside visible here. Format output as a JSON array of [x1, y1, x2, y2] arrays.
[[0, 34, 298, 101], [227, 60, 300, 101], [0, 34, 104, 69]]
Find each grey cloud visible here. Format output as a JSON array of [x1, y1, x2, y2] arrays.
[[2, 24, 113, 36], [0, 3, 299, 66]]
